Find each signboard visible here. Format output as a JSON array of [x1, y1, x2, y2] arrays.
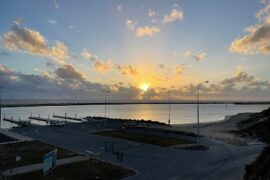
[[43, 149, 57, 175], [16, 156, 21, 161]]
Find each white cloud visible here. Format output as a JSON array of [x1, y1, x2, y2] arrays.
[[117, 65, 138, 76], [117, 4, 123, 11], [47, 19, 57, 25], [55, 64, 85, 80], [183, 50, 206, 62], [126, 19, 137, 31], [53, 0, 59, 8], [81, 48, 97, 61], [229, 2, 270, 55], [135, 26, 160, 37], [69, 25, 75, 29], [1, 22, 69, 63], [148, 9, 156, 17], [162, 8, 184, 24], [94, 60, 114, 73], [260, 0, 270, 4]]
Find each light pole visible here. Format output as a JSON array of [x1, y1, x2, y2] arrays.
[[103, 90, 110, 119], [197, 81, 209, 143], [108, 91, 110, 119], [0, 87, 3, 129], [168, 90, 171, 125]]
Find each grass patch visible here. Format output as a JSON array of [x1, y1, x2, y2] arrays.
[[0, 133, 16, 143], [96, 130, 192, 147], [233, 107, 270, 144], [244, 146, 270, 180], [180, 144, 209, 151], [8, 159, 135, 180], [87, 116, 169, 126], [0, 140, 75, 170]]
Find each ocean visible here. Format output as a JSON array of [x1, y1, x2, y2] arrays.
[[1, 103, 270, 129]]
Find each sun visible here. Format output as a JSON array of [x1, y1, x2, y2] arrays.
[[139, 83, 150, 92]]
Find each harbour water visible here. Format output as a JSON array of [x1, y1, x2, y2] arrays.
[[1, 103, 270, 129]]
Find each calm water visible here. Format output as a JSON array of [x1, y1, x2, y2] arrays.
[[1, 104, 270, 129]]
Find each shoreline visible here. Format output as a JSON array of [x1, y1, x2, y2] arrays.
[[2, 101, 270, 108], [171, 112, 259, 145]]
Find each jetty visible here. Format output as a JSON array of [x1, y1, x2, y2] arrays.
[[53, 113, 82, 121], [29, 116, 64, 125], [3, 116, 31, 127]]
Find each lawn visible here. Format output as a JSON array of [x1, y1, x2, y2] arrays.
[[96, 130, 193, 147], [8, 159, 135, 180], [0, 140, 75, 170]]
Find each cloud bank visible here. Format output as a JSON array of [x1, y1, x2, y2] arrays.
[[1, 23, 69, 63]]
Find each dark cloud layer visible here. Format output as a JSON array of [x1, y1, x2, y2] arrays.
[[1, 64, 270, 101]]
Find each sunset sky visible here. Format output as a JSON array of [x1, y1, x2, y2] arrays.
[[1, 0, 270, 101]]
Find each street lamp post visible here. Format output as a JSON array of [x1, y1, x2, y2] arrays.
[[168, 90, 171, 125], [0, 87, 3, 129], [103, 90, 110, 119], [196, 81, 209, 143]]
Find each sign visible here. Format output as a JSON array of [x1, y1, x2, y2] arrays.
[[16, 156, 21, 161], [43, 149, 57, 175]]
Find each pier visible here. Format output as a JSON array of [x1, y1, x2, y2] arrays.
[[29, 116, 64, 126], [3, 116, 31, 127], [53, 113, 82, 121]]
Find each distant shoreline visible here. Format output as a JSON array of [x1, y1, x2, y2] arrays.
[[2, 101, 270, 108]]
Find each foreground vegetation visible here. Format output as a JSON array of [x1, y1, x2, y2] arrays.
[[96, 130, 193, 147], [236, 107, 270, 143], [0, 140, 75, 170], [235, 108, 270, 179], [8, 159, 135, 180], [244, 146, 270, 180], [87, 116, 169, 126]]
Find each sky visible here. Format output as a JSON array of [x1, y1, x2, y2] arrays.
[[0, 0, 270, 101]]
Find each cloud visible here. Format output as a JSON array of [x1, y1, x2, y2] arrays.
[[221, 65, 256, 86], [162, 8, 184, 24], [0, 64, 13, 75], [13, 18, 22, 25], [1, 22, 69, 63], [135, 26, 161, 37], [34, 68, 54, 79], [53, 0, 59, 8], [0, 64, 144, 100], [94, 60, 114, 73], [117, 65, 138, 76], [158, 64, 169, 71], [126, 19, 137, 31], [148, 9, 156, 17], [50, 41, 69, 63], [55, 64, 85, 80], [174, 65, 184, 75], [126, 19, 160, 37], [183, 51, 206, 62], [47, 19, 57, 25], [1, 63, 270, 101], [229, 3, 270, 55], [81, 48, 97, 61], [117, 4, 123, 11], [69, 25, 75, 29], [260, 0, 269, 4]]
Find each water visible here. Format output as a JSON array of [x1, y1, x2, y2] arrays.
[[1, 104, 269, 129]]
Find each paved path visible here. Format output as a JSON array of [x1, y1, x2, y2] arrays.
[[12, 121, 264, 180], [2, 156, 88, 177], [0, 129, 32, 142]]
